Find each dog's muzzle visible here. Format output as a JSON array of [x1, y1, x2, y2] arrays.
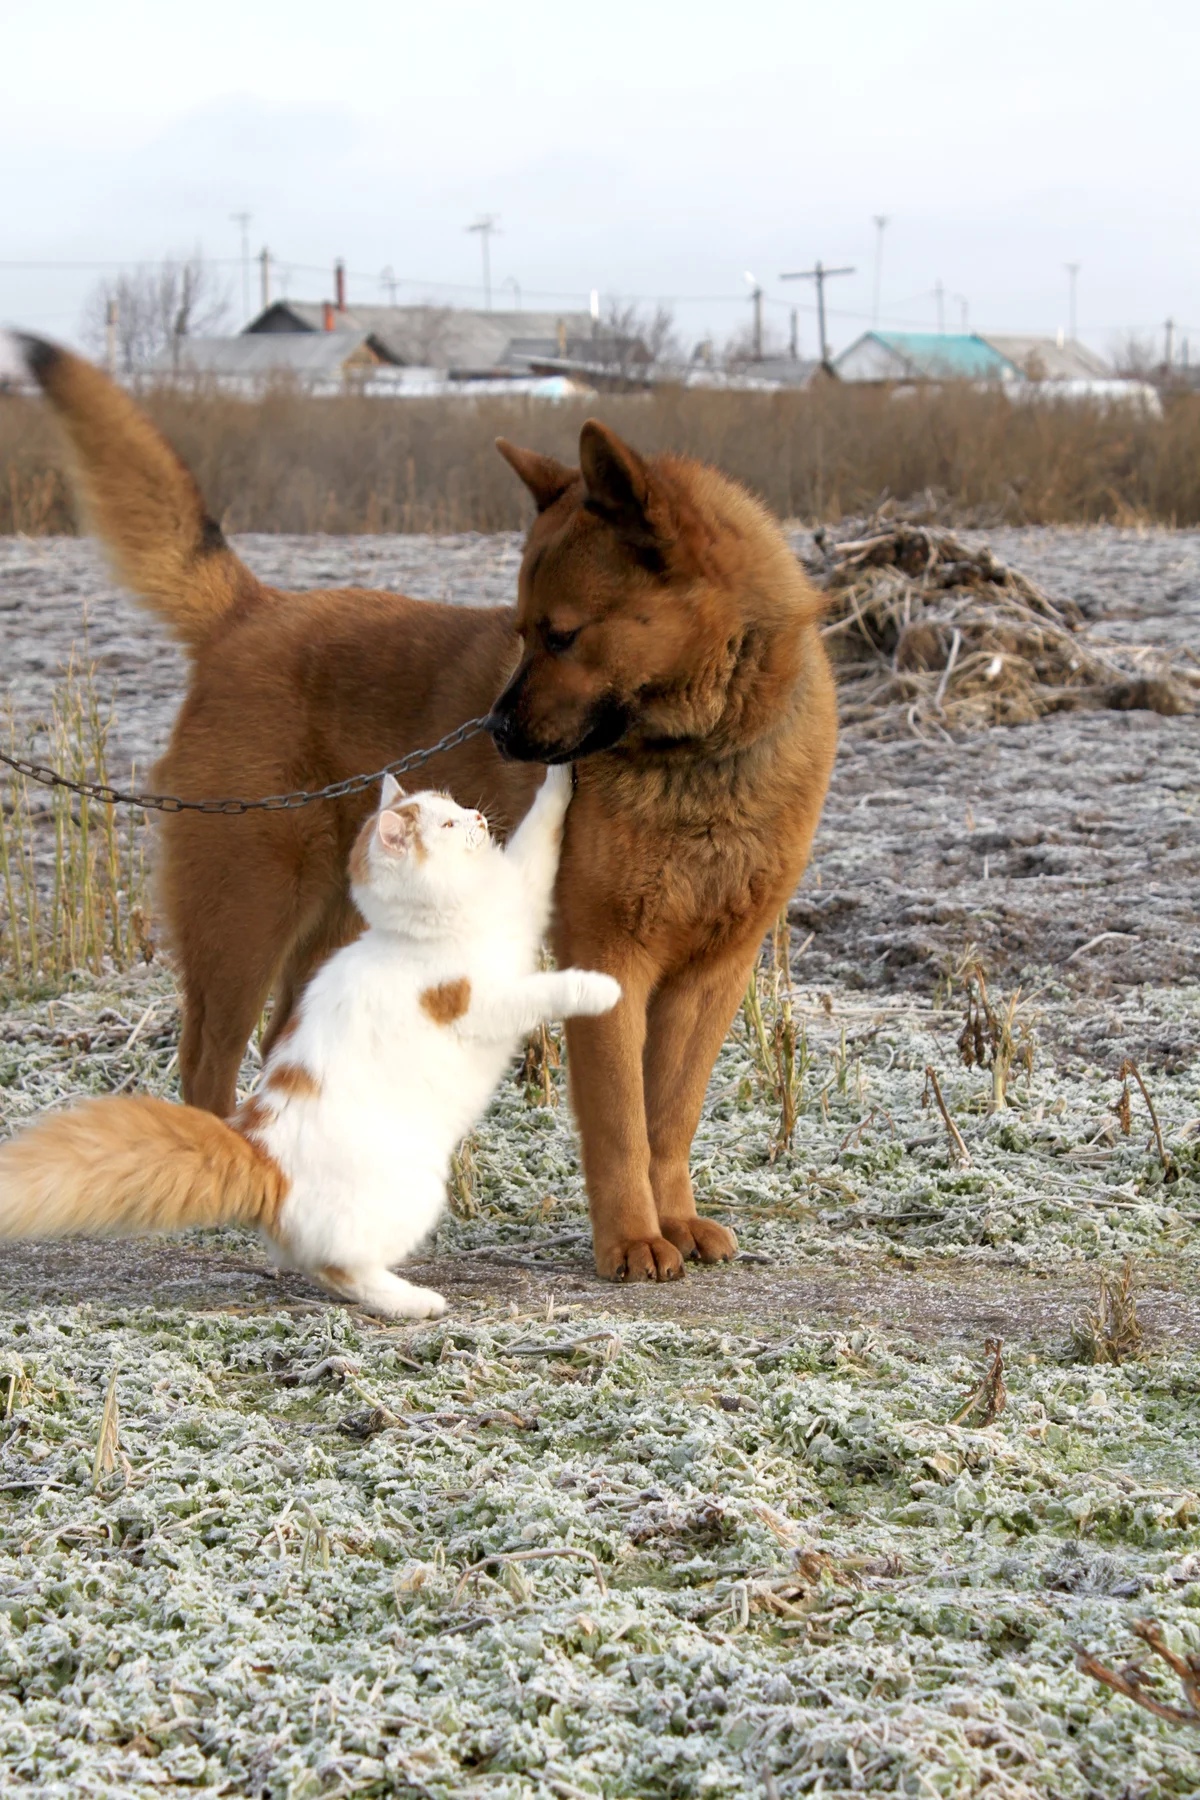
[[485, 697, 630, 764]]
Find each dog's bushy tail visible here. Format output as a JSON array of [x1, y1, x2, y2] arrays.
[[0, 1095, 286, 1241], [17, 335, 260, 650]]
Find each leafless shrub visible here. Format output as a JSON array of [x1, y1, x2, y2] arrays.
[[956, 965, 1034, 1112], [80, 253, 232, 375], [1070, 1259, 1143, 1366], [949, 1338, 1006, 1427]]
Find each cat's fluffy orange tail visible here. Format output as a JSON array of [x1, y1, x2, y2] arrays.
[[0, 1096, 285, 1241]]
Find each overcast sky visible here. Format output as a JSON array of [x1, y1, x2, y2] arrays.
[[5, 0, 1198, 361]]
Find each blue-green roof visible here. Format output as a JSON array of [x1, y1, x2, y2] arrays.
[[861, 332, 1016, 379]]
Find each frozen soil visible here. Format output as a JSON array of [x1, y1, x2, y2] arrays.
[[1, 527, 1199, 1797]]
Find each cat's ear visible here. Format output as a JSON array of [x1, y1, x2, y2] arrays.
[[377, 806, 417, 855], [380, 774, 405, 809]]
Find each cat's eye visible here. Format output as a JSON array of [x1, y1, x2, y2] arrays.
[[543, 624, 581, 655], [442, 820, 455, 829]]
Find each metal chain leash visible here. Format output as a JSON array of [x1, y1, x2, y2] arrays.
[[0, 715, 492, 816]]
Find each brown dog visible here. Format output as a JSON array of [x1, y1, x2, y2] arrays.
[[18, 337, 837, 1282]]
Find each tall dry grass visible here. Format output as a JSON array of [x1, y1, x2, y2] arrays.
[[3, 381, 1200, 534], [1, 659, 149, 999]]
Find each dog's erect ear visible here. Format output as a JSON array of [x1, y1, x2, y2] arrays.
[[379, 773, 405, 809], [579, 420, 668, 558], [495, 439, 577, 512]]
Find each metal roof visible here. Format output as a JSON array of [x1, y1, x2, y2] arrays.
[[834, 332, 1017, 382], [246, 302, 599, 372], [981, 335, 1110, 380], [148, 332, 393, 378]]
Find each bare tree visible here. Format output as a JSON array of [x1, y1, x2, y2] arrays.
[[1108, 331, 1160, 380], [81, 254, 232, 375], [600, 301, 682, 375], [723, 318, 786, 369]]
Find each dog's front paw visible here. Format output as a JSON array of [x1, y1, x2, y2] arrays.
[[660, 1218, 739, 1264], [596, 1234, 685, 1283], [569, 971, 622, 1016]]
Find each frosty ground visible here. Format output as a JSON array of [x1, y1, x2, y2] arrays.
[[1, 528, 1198, 1798]]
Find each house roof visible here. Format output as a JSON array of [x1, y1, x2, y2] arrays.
[[980, 335, 1110, 380], [148, 332, 394, 378], [245, 302, 600, 371], [834, 332, 1016, 382]]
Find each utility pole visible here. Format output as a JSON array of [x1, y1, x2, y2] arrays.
[[503, 275, 522, 310], [380, 265, 399, 304], [259, 247, 271, 311], [743, 272, 763, 360], [1164, 318, 1174, 369], [105, 298, 118, 375], [1065, 263, 1080, 342], [789, 307, 799, 360], [934, 280, 945, 334], [871, 215, 888, 327], [230, 211, 252, 324], [467, 215, 499, 310], [954, 293, 969, 333], [779, 260, 855, 366]]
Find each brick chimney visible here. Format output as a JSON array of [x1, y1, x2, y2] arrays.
[[335, 259, 347, 311], [323, 301, 335, 332]]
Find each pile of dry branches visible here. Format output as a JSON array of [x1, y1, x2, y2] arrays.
[[808, 515, 1200, 737]]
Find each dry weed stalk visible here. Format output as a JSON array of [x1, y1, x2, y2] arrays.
[[520, 1022, 561, 1108], [1115, 1058, 1176, 1178], [1074, 1620, 1200, 1728], [811, 515, 1198, 738], [949, 1338, 1007, 1427], [742, 909, 809, 1160], [91, 1368, 121, 1491], [1070, 1259, 1143, 1366], [956, 964, 1034, 1111], [448, 1137, 479, 1219], [1, 657, 149, 997], [922, 1065, 972, 1165]]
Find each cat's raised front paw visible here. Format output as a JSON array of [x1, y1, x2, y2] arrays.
[[568, 971, 622, 1015]]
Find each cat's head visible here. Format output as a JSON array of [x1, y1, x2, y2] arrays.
[[350, 776, 491, 924]]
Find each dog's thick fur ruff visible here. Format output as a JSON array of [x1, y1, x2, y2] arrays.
[[21, 337, 837, 1282]]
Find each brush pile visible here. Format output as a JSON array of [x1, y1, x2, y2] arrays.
[[807, 515, 1200, 737]]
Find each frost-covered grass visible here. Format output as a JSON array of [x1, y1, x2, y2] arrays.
[[2, 966, 1200, 1797]]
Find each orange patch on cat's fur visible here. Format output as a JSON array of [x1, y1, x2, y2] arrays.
[[397, 803, 428, 864], [348, 817, 375, 887], [266, 1063, 321, 1101], [420, 977, 471, 1025], [234, 1093, 271, 1139], [350, 801, 426, 884]]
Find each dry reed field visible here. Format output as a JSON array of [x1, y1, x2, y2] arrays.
[[1, 524, 1198, 1797], [5, 382, 1200, 536]]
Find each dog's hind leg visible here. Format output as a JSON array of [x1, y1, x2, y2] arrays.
[[179, 935, 282, 1119], [261, 893, 361, 1060], [642, 944, 756, 1266]]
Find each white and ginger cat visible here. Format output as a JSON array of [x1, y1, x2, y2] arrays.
[[0, 766, 619, 1318]]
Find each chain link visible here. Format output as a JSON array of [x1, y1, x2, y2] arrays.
[[0, 715, 493, 816]]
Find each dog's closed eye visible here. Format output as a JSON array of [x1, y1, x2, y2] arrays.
[[543, 624, 581, 655]]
